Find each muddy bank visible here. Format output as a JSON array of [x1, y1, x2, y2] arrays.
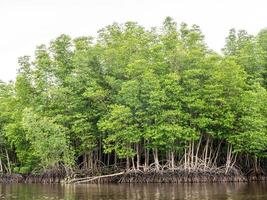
[[0, 168, 65, 183], [70, 170, 247, 184], [65, 168, 267, 184], [1, 170, 267, 184], [119, 171, 246, 183], [0, 174, 62, 184], [0, 174, 24, 183]]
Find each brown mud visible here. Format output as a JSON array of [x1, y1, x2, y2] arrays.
[[1, 169, 267, 184]]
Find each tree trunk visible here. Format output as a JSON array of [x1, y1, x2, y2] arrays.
[[107, 153, 110, 167], [225, 144, 232, 174], [212, 141, 222, 168], [131, 157, 136, 170], [171, 151, 175, 171], [94, 149, 98, 171], [194, 135, 202, 169], [5, 149, 11, 174], [83, 153, 87, 169], [207, 139, 213, 167], [191, 140, 194, 168], [0, 157, 3, 173], [254, 156, 258, 174], [114, 153, 117, 167], [184, 148, 187, 170], [203, 137, 209, 170], [188, 141, 191, 170], [126, 156, 130, 171], [144, 147, 149, 172], [153, 148, 160, 171], [136, 143, 140, 170]]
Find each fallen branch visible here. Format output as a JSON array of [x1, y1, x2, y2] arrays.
[[67, 171, 125, 184]]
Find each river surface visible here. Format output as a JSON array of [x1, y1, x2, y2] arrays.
[[0, 182, 267, 199]]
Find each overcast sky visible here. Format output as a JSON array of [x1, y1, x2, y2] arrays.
[[0, 0, 266, 82]]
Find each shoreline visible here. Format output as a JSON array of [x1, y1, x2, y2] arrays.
[[1, 170, 267, 184]]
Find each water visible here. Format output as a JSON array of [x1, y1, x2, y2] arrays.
[[0, 183, 267, 200]]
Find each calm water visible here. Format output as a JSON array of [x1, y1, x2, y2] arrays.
[[0, 183, 267, 200]]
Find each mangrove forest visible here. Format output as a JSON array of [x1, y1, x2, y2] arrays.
[[0, 17, 267, 183]]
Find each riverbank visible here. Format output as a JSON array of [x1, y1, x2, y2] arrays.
[[1, 169, 267, 184], [67, 169, 267, 184], [0, 174, 61, 184]]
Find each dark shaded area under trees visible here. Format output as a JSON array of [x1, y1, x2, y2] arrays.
[[0, 17, 267, 183]]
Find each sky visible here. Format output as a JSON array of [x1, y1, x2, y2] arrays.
[[0, 0, 266, 82]]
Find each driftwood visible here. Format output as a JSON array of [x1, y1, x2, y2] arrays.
[[67, 171, 125, 184]]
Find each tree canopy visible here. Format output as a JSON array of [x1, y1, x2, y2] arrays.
[[0, 17, 266, 175]]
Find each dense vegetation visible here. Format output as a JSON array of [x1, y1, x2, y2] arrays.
[[0, 18, 267, 177]]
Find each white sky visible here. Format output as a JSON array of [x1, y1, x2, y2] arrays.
[[0, 0, 266, 82]]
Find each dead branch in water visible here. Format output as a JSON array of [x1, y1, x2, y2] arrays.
[[66, 171, 125, 184]]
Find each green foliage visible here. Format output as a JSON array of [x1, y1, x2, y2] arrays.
[[22, 109, 74, 168], [229, 84, 267, 157], [0, 18, 267, 174], [98, 105, 139, 158]]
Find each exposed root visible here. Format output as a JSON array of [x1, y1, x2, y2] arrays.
[[25, 166, 65, 183], [65, 165, 248, 184], [118, 168, 247, 183], [66, 171, 125, 184], [0, 174, 24, 183]]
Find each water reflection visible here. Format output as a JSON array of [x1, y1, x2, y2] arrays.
[[0, 182, 267, 199]]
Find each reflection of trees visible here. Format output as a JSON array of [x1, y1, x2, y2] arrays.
[[66, 183, 267, 200], [0, 183, 266, 199], [0, 184, 68, 200]]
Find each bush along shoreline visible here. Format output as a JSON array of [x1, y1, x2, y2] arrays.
[[0, 17, 267, 183]]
